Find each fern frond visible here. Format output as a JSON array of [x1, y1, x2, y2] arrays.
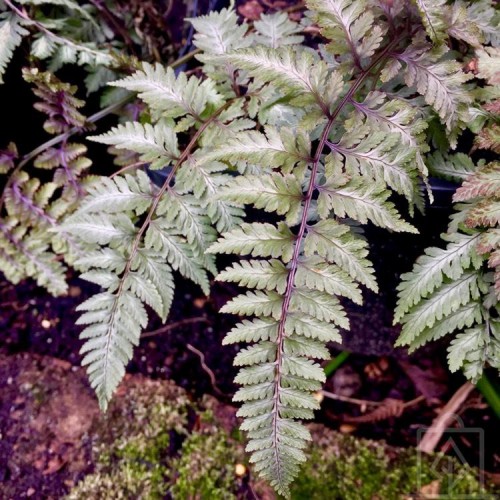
[[0, 69, 92, 293], [62, 211, 136, 245], [217, 260, 289, 294], [317, 176, 418, 233], [203, 127, 311, 179], [0, 142, 18, 174], [145, 219, 211, 294], [189, 6, 252, 55], [443, 1, 485, 47], [222, 46, 333, 110], [89, 121, 180, 170], [467, 1, 500, 47], [23, 68, 87, 133], [397, 272, 483, 346], [4, 171, 57, 227], [221, 290, 284, 320], [0, 12, 28, 83], [427, 151, 476, 182], [408, 302, 484, 351], [176, 156, 244, 232], [384, 36, 472, 142], [219, 173, 303, 224], [295, 256, 363, 305], [454, 162, 500, 202], [331, 125, 418, 203], [67, 169, 214, 407], [349, 92, 429, 179], [465, 200, 500, 229], [223, 318, 279, 345], [0, 222, 68, 294], [447, 325, 489, 375], [304, 219, 377, 292], [208, 222, 295, 262], [77, 290, 147, 408], [76, 172, 154, 215]]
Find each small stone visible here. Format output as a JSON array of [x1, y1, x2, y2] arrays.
[[234, 463, 246, 476], [26, 488, 35, 497], [193, 297, 206, 308], [41, 319, 51, 329], [69, 286, 81, 297], [339, 424, 357, 434]]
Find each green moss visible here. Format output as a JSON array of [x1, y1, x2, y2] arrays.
[[67, 381, 496, 499], [291, 426, 494, 500], [67, 378, 191, 499], [170, 426, 240, 499]]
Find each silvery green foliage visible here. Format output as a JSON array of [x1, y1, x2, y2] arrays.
[[193, 0, 489, 494], [1, 0, 497, 495], [0, 11, 28, 83], [184, 0, 498, 494], [63, 63, 251, 409], [396, 161, 500, 381], [395, 26, 500, 382]]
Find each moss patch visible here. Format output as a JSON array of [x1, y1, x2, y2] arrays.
[[170, 427, 241, 499], [67, 377, 246, 499], [291, 424, 495, 499], [67, 376, 191, 499], [67, 378, 497, 499]]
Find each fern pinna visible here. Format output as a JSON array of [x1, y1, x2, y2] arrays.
[[395, 39, 500, 382]]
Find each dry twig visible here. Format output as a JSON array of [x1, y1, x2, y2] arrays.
[[186, 343, 226, 397], [417, 381, 475, 454]]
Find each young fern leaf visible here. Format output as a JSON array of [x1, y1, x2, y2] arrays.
[[189, 6, 251, 56], [65, 166, 212, 409], [254, 12, 304, 49], [306, 0, 385, 68], [65, 61, 249, 410]]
